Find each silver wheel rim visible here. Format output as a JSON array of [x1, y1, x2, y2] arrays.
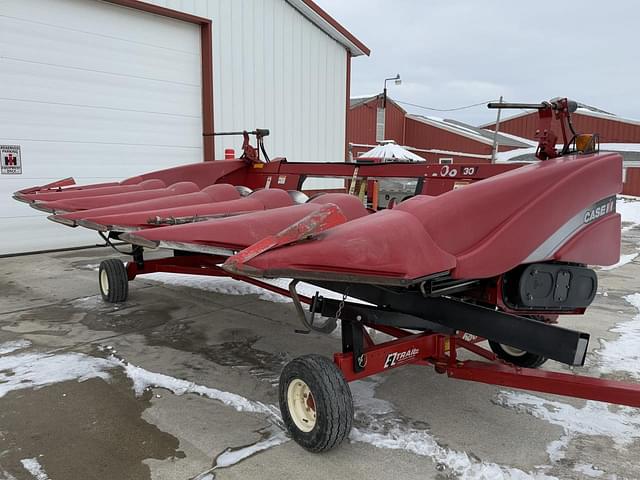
[[501, 344, 527, 357], [287, 379, 317, 432], [100, 269, 110, 295]]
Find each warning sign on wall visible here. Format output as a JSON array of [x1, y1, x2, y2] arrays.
[[1, 145, 22, 174]]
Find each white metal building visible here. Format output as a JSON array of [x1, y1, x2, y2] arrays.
[[0, 0, 368, 254]]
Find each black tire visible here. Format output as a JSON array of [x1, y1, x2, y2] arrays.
[[488, 341, 548, 368], [279, 354, 353, 453], [98, 259, 129, 303]]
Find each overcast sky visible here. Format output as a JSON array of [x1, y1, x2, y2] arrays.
[[316, 0, 639, 126]]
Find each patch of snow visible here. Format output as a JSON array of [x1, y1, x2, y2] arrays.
[[350, 378, 555, 479], [598, 293, 640, 380], [119, 359, 280, 420], [0, 339, 31, 355], [351, 378, 395, 415], [573, 463, 604, 478], [20, 458, 50, 480], [213, 429, 289, 469], [495, 391, 640, 463], [71, 295, 109, 309], [0, 351, 114, 398], [617, 196, 640, 231], [545, 435, 570, 463], [599, 253, 638, 271]]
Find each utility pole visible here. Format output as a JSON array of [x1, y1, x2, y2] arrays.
[[490, 95, 503, 163], [379, 75, 401, 143]]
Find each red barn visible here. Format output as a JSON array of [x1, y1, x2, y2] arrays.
[[482, 103, 640, 144], [348, 94, 531, 163], [484, 103, 640, 196]]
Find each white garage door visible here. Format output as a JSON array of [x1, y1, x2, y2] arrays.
[[0, 0, 202, 255]]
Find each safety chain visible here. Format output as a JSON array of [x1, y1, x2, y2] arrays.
[[334, 287, 350, 322]]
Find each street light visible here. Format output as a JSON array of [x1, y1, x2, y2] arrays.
[[383, 74, 401, 108]]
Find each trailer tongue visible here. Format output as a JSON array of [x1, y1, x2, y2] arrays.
[[13, 100, 640, 453]]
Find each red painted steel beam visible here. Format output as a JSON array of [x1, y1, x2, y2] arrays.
[[448, 360, 640, 408], [335, 333, 441, 382], [276, 161, 521, 179], [125, 254, 313, 304]]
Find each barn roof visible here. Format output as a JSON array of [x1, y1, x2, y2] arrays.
[[349, 94, 406, 111], [480, 102, 640, 128], [407, 114, 533, 148]]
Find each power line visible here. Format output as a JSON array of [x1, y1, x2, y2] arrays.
[[394, 99, 499, 112]]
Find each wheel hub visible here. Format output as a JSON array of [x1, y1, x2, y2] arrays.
[[287, 379, 317, 432], [99, 269, 110, 295], [501, 344, 527, 357]]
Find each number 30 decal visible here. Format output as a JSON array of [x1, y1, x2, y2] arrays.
[[440, 165, 458, 177], [440, 166, 477, 177]]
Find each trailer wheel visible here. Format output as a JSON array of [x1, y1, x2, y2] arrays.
[[98, 259, 129, 303], [488, 341, 548, 368], [279, 354, 353, 452]]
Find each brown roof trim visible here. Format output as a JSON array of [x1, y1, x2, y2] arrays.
[[103, 0, 212, 24], [299, 0, 370, 56]]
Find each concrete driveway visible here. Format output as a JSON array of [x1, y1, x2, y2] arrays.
[[1, 222, 639, 479]]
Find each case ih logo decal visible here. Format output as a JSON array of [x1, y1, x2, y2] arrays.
[[1, 145, 22, 175], [583, 196, 615, 224], [383, 347, 420, 369]]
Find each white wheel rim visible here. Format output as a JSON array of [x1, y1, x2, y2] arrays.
[[287, 379, 317, 432], [501, 344, 527, 357], [100, 269, 110, 295]]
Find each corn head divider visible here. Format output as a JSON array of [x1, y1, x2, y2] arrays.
[[13, 104, 640, 453]]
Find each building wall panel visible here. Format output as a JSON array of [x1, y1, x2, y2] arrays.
[[384, 102, 406, 145], [0, 0, 203, 254], [404, 117, 493, 156], [623, 167, 640, 196], [347, 99, 377, 146], [148, 0, 348, 163]]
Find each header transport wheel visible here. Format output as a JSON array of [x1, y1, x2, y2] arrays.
[[488, 341, 548, 368], [279, 354, 353, 452], [98, 259, 129, 303], [488, 314, 548, 368]]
